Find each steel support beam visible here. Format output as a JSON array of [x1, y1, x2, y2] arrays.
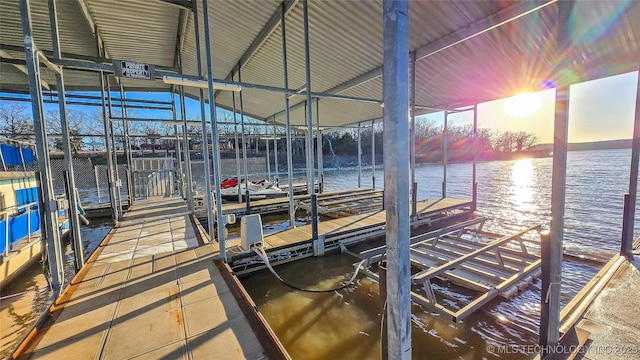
[[281, 2, 296, 228], [48, 0, 84, 271], [238, 68, 251, 209], [372, 120, 376, 189], [180, 86, 195, 212], [273, 124, 279, 182], [302, 0, 318, 240], [105, 76, 122, 218], [382, 0, 411, 357], [201, 0, 226, 261], [171, 91, 184, 197], [410, 52, 417, 220], [316, 99, 323, 193], [443, 111, 448, 198], [540, 0, 573, 351], [357, 122, 362, 188], [215, 0, 299, 99], [20, 0, 65, 295], [472, 104, 478, 211], [192, 0, 215, 243], [621, 68, 640, 259], [232, 92, 242, 203]]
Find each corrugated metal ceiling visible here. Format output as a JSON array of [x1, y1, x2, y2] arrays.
[[0, 0, 638, 129]]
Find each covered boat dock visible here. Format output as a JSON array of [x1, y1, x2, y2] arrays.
[[1, 0, 640, 359]]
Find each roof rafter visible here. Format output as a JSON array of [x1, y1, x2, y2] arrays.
[[0, 50, 51, 90], [266, 0, 556, 122], [214, 0, 299, 99]]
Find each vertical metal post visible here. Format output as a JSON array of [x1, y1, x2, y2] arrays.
[[472, 104, 478, 211], [99, 73, 118, 222], [622, 68, 640, 259], [232, 91, 242, 203], [171, 90, 184, 197], [105, 77, 122, 218], [316, 99, 323, 193], [48, 0, 84, 270], [266, 128, 271, 180], [443, 110, 448, 198], [281, 2, 296, 228], [372, 119, 376, 189], [273, 124, 279, 182], [302, 0, 318, 240], [540, 0, 573, 351], [20, 0, 64, 294], [201, 0, 226, 261], [120, 85, 134, 207], [238, 66, 250, 210], [179, 86, 194, 212], [304, 103, 311, 192], [192, 0, 215, 242], [410, 51, 417, 220], [357, 122, 362, 188], [383, 0, 411, 357], [95, 166, 100, 203]]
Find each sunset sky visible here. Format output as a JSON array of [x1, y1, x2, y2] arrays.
[[421, 70, 639, 144]]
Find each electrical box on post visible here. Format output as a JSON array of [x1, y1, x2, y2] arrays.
[[240, 214, 263, 250]]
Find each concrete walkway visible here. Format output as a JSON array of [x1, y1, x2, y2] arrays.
[[22, 196, 272, 359], [576, 257, 640, 359]]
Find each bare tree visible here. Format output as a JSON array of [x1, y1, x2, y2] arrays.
[[0, 103, 34, 141], [46, 109, 90, 152]]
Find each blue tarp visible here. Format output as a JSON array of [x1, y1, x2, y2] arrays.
[[0, 144, 35, 166], [0, 210, 41, 254]]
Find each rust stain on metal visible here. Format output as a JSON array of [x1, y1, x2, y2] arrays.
[[170, 309, 183, 327]]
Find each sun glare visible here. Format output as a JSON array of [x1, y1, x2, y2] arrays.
[[503, 92, 543, 118]]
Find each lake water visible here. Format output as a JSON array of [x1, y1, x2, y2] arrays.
[[1, 149, 636, 359], [241, 149, 639, 359]]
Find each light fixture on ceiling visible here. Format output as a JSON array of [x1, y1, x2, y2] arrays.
[[162, 76, 242, 92]]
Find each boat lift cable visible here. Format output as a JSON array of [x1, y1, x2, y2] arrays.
[[252, 244, 366, 293]]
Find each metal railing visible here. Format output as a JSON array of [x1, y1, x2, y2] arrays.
[[1, 201, 39, 256]]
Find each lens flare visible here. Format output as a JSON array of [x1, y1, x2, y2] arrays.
[[502, 92, 543, 119]]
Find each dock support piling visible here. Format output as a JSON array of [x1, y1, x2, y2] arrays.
[[379, 262, 388, 360], [105, 77, 122, 218], [238, 66, 251, 210], [192, 0, 215, 244], [48, 0, 84, 270], [443, 110, 448, 198], [232, 91, 242, 203], [20, 0, 65, 294], [201, 0, 226, 261], [316, 99, 323, 193], [622, 68, 640, 260], [358, 122, 362, 188], [372, 119, 376, 189], [472, 104, 478, 211], [273, 124, 278, 181], [540, 1, 573, 351], [281, 2, 296, 228], [382, 0, 412, 357], [179, 86, 194, 212], [302, 0, 318, 240], [410, 51, 417, 220]]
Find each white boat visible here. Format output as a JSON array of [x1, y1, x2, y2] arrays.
[[220, 178, 285, 200]]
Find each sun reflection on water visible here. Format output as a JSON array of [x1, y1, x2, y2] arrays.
[[510, 159, 535, 217]]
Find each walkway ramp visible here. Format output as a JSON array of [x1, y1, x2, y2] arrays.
[[17, 196, 286, 360]]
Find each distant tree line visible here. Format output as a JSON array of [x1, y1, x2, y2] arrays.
[[1, 102, 540, 163]]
